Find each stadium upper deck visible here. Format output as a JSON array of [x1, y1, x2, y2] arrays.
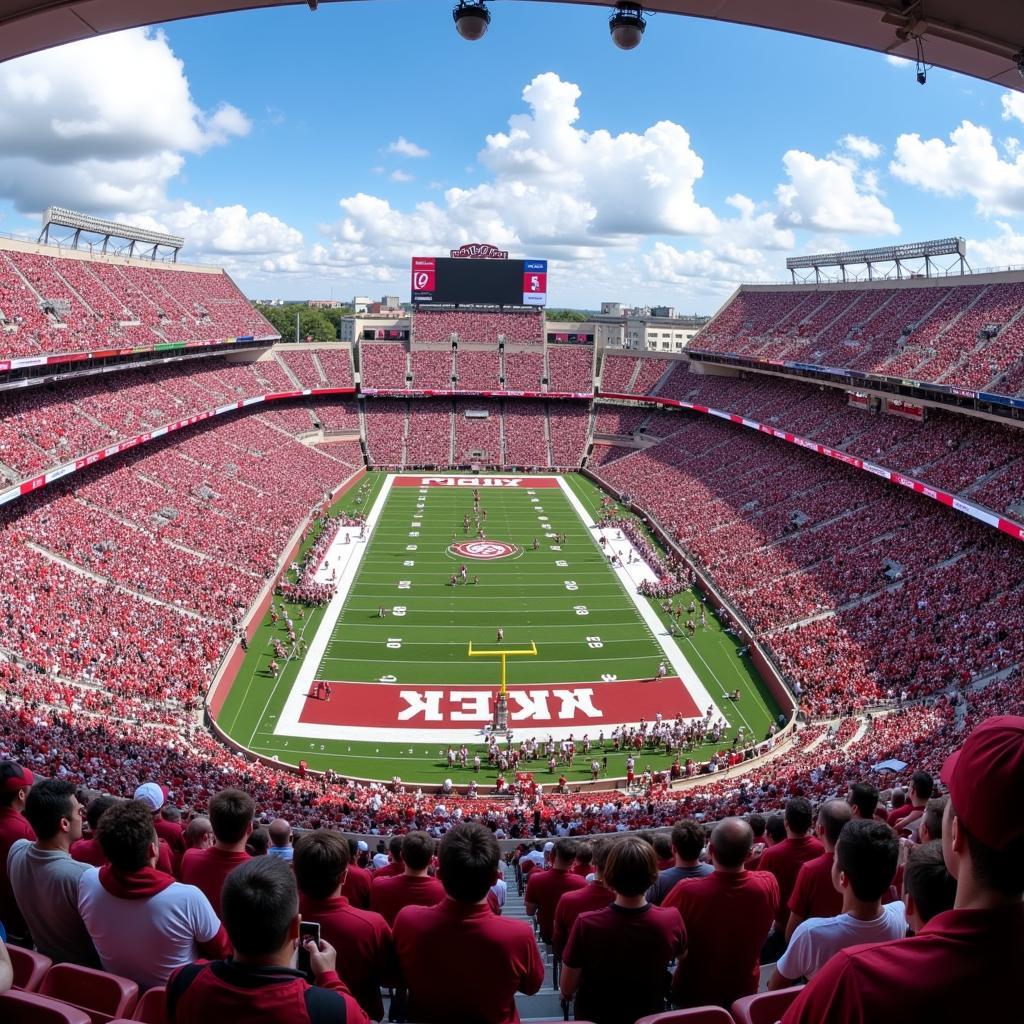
[[687, 271, 1024, 403]]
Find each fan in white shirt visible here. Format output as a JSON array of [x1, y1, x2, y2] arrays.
[[771, 819, 906, 987]]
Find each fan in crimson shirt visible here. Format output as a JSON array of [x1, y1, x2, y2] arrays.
[[889, 771, 934, 834], [665, 818, 779, 1009], [561, 836, 686, 1024], [552, 838, 615, 956], [370, 830, 444, 926], [167, 856, 369, 1024], [342, 841, 373, 909], [782, 716, 1024, 1024], [525, 837, 587, 942], [785, 799, 852, 941], [757, 797, 824, 940], [294, 829, 394, 1020], [0, 760, 35, 944], [393, 822, 544, 1024], [180, 788, 253, 914], [372, 835, 404, 879]]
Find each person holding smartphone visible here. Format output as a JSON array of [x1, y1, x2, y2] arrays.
[[166, 857, 369, 1024]]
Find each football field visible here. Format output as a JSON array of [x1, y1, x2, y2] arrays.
[[215, 472, 779, 782]]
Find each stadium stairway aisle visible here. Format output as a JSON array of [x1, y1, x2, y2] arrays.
[[506, 880, 566, 1020]]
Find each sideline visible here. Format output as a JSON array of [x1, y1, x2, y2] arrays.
[[275, 474, 395, 734], [556, 475, 725, 728]]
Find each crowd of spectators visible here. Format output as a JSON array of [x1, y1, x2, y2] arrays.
[[454, 350, 501, 390], [359, 344, 409, 389], [547, 346, 594, 393], [0, 248, 273, 359], [689, 279, 1024, 396], [594, 411, 1024, 716], [413, 310, 543, 345]]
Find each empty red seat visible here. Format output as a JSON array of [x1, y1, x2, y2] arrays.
[[40, 963, 139, 1023], [731, 986, 804, 1024], [132, 986, 167, 1024], [0, 989, 93, 1024], [7, 944, 52, 990], [636, 1009, 735, 1024]]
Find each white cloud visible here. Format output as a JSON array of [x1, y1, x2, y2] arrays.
[[890, 120, 1024, 215], [968, 222, 1024, 269], [775, 149, 899, 234], [886, 54, 912, 67], [0, 27, 304, 275], [0, 28, 250, 214], [1001, 91, 1024, 125], [387, 137, 429, 159], [841, 134, 881, 160], [318, 71, 722, 283], [389, 169, 414, 183]]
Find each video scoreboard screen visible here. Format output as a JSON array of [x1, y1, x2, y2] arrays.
[[411, 256, 547, 309]]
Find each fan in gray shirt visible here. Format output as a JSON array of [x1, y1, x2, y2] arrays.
[[7, 779, 100, 967], [647, 820, 713, 905]]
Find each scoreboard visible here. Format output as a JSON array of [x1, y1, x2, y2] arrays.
[[411, 256, 547, 309]]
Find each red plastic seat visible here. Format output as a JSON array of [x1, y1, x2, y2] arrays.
[[636, 1010, 736, 1024], [7, 944, 52, 990], [40, 963, 139, 1024], [132, 986, 167, 1024], [0, 989, 93, 1024], [731, 986, 804, 1024]]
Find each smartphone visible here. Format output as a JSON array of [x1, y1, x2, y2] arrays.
[[297, 920, 320, 980]]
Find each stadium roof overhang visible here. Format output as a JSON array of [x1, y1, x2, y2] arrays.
[[0, 0, 1022, 92]]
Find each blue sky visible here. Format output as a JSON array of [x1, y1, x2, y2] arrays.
[[1, 0, 1023, 311]]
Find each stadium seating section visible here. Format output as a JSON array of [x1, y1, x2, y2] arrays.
[[413, 309, 543, 345], [0, 249, 273, 358], [547, 345, 594, 392], [690, 280, 1024, 396]]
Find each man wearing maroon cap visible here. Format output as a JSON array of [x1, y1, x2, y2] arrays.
[[370, 831, 444, 926], [392, 822, 543, 1023], [783, 716, 1024, 1024], [525, 837, 586, 944], [0, 760, 34, 944]]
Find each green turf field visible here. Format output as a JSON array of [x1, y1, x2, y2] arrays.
[[215, 472, 779, 782]]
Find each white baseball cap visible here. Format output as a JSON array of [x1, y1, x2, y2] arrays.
[[543, 841, 555, 853], [356, 840, 369, 852], [133, 782, 164, 812]]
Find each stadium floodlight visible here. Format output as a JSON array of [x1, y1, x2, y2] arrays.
[[916, 66, 927, 84], [609, 3, 646, 50], [453, 1, 491, 41]]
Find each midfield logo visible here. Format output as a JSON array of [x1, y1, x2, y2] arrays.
[[450, 540, 519, 560]]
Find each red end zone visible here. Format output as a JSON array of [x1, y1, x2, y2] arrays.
[[298, 677, 701, 730], [394, 475, 560, 488]]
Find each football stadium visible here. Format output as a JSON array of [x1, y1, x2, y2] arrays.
[[0, 3, 1021, 1023]]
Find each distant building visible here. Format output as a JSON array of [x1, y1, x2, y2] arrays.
[[352, 296, 373, 313], [308, 299, 344, 309], [593, 302, 710, 353]]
